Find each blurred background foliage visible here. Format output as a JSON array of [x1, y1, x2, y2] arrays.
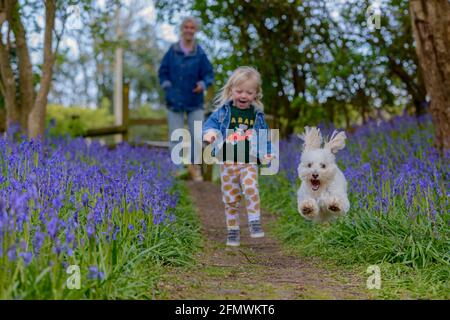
[[46, 104, 114, 137], [0, 0, 430, 140], [156, 0, 427, 136]]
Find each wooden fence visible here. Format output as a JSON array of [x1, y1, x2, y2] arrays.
[[83, 84, 276, 143]]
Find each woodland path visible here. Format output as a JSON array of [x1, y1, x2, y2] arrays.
[[158, 180, 369, 299]]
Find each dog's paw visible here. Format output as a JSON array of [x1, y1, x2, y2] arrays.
[[324, 196, 344, 214], [298, 199, 319, 219]]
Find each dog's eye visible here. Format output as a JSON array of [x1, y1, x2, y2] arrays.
[[307, 163, 312, 168], [321, 163, 326, 169]]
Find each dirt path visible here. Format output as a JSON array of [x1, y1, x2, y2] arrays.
[[157, 181, 369, 299]]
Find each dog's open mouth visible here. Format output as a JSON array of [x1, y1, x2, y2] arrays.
[[310, 179, 320, 191]]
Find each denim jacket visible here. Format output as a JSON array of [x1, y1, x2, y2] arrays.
[[158, 42, 214, 112], [202, 101, 275, 161]]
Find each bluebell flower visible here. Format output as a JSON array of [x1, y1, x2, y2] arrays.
[[82, 193, 89, 207], [7, 245, 16, 261], [19, 252, 32, 266], [88, 266, 105, 281]]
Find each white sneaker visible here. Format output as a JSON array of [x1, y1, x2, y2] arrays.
[[226, 229, 240, 246], [249, 220, 265, 238]]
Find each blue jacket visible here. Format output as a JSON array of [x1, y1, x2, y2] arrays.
[[158, 42, 214, 112], [202, 101, 275, 161]]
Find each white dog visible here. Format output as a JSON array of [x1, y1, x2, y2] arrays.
[[297, 127, 350, 223]]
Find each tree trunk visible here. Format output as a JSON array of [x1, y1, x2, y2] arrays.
[[9, 0, 35, 132], [414, 66, 428, 117], [410, 0, 450, 152], [1, 1, 58, 138], [28, 0, 56, 139], [0, 108, 5, 132], [0, 1, 20, 128], [0, 42, 19, 127], [342, 103, 350, 130], [355, 88, 369, 124]]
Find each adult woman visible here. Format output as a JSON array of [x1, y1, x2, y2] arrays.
[[158, 17, 214, 180]]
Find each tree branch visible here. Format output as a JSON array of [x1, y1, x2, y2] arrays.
[[0, 11, 5, 27], [0, 78, 5, 97], [53, 2, 69, 56], [36, 0, 56, 101]]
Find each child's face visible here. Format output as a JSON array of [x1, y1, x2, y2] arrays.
[[231, 80, 257, 109]]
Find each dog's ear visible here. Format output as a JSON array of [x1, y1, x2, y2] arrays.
[[324, 130, 346, 154], [299, 126, 322, 151]]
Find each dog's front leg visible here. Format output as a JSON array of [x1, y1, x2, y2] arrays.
[[298, 198, 320, 220], [323, 195, 349, 216]]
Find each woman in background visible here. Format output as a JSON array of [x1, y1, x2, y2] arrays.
[[158, 16, 214, 181]]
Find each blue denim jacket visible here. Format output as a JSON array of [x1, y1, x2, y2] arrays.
[[202, 101, 274, 161], [158, 42, 214, 112]]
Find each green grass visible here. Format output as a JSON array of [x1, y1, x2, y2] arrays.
[[260, 174, 450, 299]]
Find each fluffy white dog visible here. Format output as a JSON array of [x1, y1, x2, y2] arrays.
[[297, 127, 350, 222]]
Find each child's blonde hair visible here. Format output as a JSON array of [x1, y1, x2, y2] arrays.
[[213, 66, 264, 111]]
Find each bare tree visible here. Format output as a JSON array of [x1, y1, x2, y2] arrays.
[[0, 0, 63, 138], [410, 0, 450, 152]]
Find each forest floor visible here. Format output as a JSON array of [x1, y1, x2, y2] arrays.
[[157, 181, 371, 299]]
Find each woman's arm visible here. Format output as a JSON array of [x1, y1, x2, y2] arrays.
[[197, 53, 214, 90], [158, 47, 172, 89]]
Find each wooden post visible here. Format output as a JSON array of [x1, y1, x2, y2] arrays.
[[122, 82, 129, 142], [113, 6, 123, 143], [202, 163, 214, 182]]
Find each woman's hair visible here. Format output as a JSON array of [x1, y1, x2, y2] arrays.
[[213, 66, 264, 111], [179, 16, 200, 31]]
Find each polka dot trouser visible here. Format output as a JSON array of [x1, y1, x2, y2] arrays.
[[220, 163, 261, 230]]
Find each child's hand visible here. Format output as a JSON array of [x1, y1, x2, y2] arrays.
[[260, 154, 274, 165], [193, 83, 203, 93], [203, 131, 217, 143]]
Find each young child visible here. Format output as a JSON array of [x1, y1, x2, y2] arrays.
[[203, 66, 274, 246]]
